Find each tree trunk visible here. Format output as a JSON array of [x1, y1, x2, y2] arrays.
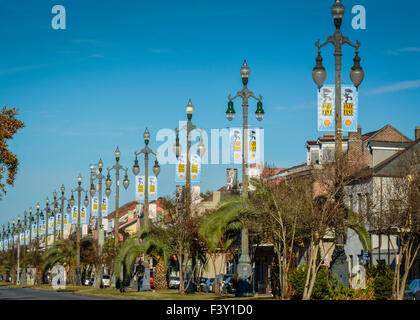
[[153, 258, 168, 290], [178, 250, 185, 295]]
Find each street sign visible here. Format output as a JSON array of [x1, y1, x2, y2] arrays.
[[360, 250, 370, 261]]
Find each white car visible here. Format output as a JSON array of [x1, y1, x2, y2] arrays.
[[102, 275, 110, 288], [169, 276, 180, 289]]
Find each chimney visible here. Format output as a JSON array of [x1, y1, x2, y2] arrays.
[[416, 126, 420, 141]]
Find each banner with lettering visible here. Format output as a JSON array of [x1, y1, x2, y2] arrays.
[[39, 220, 46, 235], [101, 197, 108, 217], [190, 154, 201, 184], [148, 176, 158, 202], [32, 223, 37, 239], [230, 128, 242, 164], [56, 213, 62, 231], [318, 85, 335, 132], [81, 206, 88, 224], [25, 229, 30, 245], [341, 85, 358, 132], [71, 206, 78, 224], [14, 234, 18, 246], [91, 196, 99, 217], [136, 175, 146, 202], [19, 232, 24, 245], [63, 213, 69, 230], [48, 216, 54, 235], [175, 154, 187, 183], [317, 85, 358, 132]]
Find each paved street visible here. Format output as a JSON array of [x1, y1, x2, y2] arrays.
[[0, 287, 121, 300]]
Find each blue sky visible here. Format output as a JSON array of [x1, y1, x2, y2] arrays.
[[0, 0, 419, 227]]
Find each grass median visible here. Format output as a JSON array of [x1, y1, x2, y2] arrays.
[[0, 282, 271, 300]]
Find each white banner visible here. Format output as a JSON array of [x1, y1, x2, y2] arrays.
[[135, 176, 145, 202], [48, 216, 54, 235], [56, 213, 62, 231], [230, 128, 242, 164], [81, 206, 87, 224], [149, 203, 157, 219], [19, 232, 24, 245], [32, 223, 37, 240], [63, 213, 69, 230], [101, 197, 109, 217], [148, 176, 158, 202], [175, 154, 187, 183], [91, 196, 99, 217], [25, 230, 30, 245]]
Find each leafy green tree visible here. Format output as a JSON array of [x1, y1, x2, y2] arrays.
[[289, 265, 331, 300]]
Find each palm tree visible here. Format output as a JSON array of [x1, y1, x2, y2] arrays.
[[114, 225, 174, 290], [42, 238, 77, 285], [198, 195, 254, 295]]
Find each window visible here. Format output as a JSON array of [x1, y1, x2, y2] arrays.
[[357, 193, 362, 213], [310, 149, 320, 165], [365, 193, 370, 214]]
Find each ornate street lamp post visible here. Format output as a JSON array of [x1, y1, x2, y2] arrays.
[[107, 147, 130, 250], [42, 197, 51, 251], [106, 147, 129, 288], [132, 128, 160, 291], [173, 100, 206, 218], [52, 190, 59, 243], [226, 60, 264, 297], [133, 128, 160, 228], [90, 160, 106, 289], [58, 185, 68, 240], [70, 174, 90, 286], [312, 0, 364, 288]]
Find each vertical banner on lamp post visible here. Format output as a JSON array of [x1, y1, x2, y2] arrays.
[[4, 239, 7, 251], [0, 239, 3, 251], [81, 206, 87, 224], [48, 216, 54, 235], [341, 85, 358, 132], [190, 153, 201, 183], [71, 206, 78, 224], [176, 185, 185, 204], [148, 176, 158, 201], [56, 213, 62, 231], [101, 197, 108, 217], [63, 213, 69, 230], [25, 229, 30, 244], [192, 185, 201, 204], [135, 175, 145, 202], [175, 154, 187, 183], [230, 128, 242, 164], [40, 220, 46, 235], [91, 196, 99, 217], [149, 203, 157, 219], [14, 234, 18, 246], [248, 128, 257, 164], [318, 85, 335, 132], [19, 232, 24, 245], [32, 223, 37, 239]]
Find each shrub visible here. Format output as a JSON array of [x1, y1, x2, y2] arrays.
[[289, 265, 331, 300], [366, 262, 393, 300]]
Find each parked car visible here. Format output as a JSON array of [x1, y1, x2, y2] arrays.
[[222, 276, 237, 294], [102, 275, 110, 288], [404, 279, 420, 300], [84, 277, 94, 286], [169, 276, 180, 289], [217, 274, 234, 292], [203, 278, 215, 293], [198, 277, 208, 292]]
